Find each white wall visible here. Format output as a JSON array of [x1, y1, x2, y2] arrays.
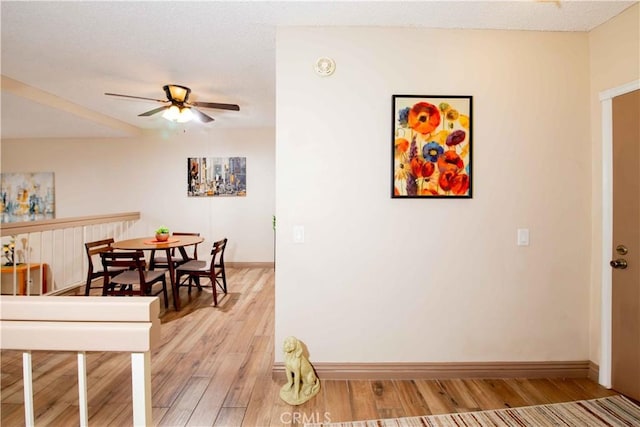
[[588, 3, 640, 363], [1, 127, 276, 262], [275, 27, 593, 362]]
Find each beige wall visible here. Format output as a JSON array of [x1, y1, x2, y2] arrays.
[[588, 3, 640, 364], [1, 127, 276, 262], [275, 27, 593, 362]]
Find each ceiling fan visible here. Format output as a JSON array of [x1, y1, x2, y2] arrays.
[[105, 84, 240, 123]]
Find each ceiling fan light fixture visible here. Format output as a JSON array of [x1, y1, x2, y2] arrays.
[[177, 107, 194, 123], [162, 105, 181, 121]]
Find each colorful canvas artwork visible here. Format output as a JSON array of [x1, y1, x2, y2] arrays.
[[0, 172, 55, 223], [187, 157, 246, 197], [392, 95, 472, 198]]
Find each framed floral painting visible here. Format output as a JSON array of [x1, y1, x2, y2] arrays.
[[392, 95, 472, 198]]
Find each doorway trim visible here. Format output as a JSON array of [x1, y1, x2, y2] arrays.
[[599, 79, 639, 388]]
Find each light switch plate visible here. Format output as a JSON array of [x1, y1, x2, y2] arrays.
[[517, 228, 529, 246], [293, 225, 305, 243]]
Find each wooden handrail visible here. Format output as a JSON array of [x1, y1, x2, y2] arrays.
[[1, 212, 141, 236]]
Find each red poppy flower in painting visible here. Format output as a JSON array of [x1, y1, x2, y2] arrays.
[[451, 173, 470, 195], [410, 157, 425, 178], [437, 150, 464, 172], [445, 130, 466, 147], [422, 161, 435, 178], [439, 170, 456, 191], [439, 170, 470, 195], [408, 102, 441, 135]]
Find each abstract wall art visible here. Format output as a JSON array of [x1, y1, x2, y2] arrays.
[[0, 172, 55, 223]]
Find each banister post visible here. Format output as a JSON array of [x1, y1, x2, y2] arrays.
[[78, 351, 89, 427], [131, 352, 153, 426], [22, 351, 35, 427]]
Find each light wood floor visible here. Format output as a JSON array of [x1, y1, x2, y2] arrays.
[[1, 267, 618, 426]]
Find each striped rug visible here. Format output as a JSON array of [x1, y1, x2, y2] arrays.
[[305, 395, 640, 427]]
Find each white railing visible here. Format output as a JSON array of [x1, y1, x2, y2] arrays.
[[0, 295, 160, 426], [1, 212, 141, 295]]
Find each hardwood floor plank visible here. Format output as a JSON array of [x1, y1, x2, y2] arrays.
[[371, 380, 405, 419], [31, 373, 78, 418], [152, 353, 196, 408], [174, 308, 223, 354], [464, 378, 515, 410], [223, 335, 272, 407], [158, 376, 211, 426], [98, 402, 134, 426], [2, 352, 76, 404], [504, 378, 556, 405], [571, 377, 619, 398], [548, 377, 606, 401], [152, 407, 170, 427], [394, 379, 431, 417], [413, 380, 456, 415], [475, 379, 530, 409], [241, 377, 276, 427], [185, 353, 246, 426], [322, 380, 353, 423], [214, 407, 247, 426], [437, 379, 482, 412], [0, 403, 22, 425], [44, 403, 81, 426], [1, 402, 28, 426], [519, 378, 576, 403], [348, 380, 379, 422], [151, 351, 189, 408]]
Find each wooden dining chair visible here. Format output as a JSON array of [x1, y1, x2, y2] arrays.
[[149, 232, 200, 270], [175, 238, 228, 306], [213, 237, 228, 293], [100, 250, 169, 308], [84, 238, 126, 296]]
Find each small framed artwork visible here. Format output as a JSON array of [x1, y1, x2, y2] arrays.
[[0, 172, 55, 223], [187, 157, 246, 197], [392, 95, 472, 198]]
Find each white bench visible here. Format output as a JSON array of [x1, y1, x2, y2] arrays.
[[0, 296, 160, 426]]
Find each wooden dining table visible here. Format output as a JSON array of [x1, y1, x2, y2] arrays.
[[112, 235, 204, 310]]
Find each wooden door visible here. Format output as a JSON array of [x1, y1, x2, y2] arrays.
[[611, 89, 640, 401]]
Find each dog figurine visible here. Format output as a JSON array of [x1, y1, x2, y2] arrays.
[[279, 336, 321, 405]]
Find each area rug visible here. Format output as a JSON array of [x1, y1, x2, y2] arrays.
[[305, 395, 640, 427]]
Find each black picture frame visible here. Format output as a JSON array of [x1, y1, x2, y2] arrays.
[[392, 95, 473, 198]]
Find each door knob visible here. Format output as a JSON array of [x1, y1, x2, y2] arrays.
[[610, 259, 628, 269]]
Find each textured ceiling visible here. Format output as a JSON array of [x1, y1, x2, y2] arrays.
[[1, 1, 636, 139]]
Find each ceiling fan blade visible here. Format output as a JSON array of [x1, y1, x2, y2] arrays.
[[138, 106, 169, 117], [190, 108, 215, 123], [105, 92, 168, 103], [190, 101, 240, 111]]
